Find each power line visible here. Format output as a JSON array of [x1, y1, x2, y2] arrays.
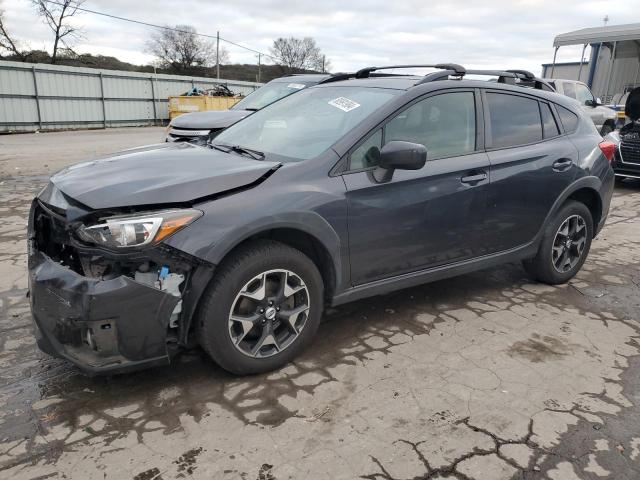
[[40, 0, 277, 61]]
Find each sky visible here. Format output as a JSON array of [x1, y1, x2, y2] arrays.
[[2, 0, 639, 76]]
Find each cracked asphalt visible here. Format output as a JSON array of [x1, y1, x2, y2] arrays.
[[1, 128, 640, 480]]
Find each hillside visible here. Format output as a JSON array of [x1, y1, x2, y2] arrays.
[[0, 51, 322, 83]]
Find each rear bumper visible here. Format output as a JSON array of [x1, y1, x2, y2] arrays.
[[596, 167, 615, 236], [28, 251, 179, 375]]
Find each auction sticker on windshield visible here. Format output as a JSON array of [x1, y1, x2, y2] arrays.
[[287, 83, 306, 90], [264, 120, 287, 129], [328, 97, 361, 112]]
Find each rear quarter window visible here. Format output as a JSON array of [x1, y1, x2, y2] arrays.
[[541, 103, 560, 138], [556, 105, 579, 133]]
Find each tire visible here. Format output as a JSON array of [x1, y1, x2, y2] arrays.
[[196, 240, 324, 375], [600, 123, 614, 137], [523, 201, 593, 285]]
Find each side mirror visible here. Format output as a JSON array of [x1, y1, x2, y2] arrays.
[[585, 99, 596, 107], [379, 141, 427, 171]]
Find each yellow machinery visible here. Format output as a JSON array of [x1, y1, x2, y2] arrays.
[[168, 96, 241, 120]]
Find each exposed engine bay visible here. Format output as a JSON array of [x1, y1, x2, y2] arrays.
[[618, 87, 640, 165], [28, 198, 213, 373], [32, 200, 188, 329]]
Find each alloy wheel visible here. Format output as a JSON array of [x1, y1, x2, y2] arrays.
[[228, 269, 310, 358], [551, 214, 587, 273]]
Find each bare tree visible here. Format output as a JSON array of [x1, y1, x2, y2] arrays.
[[270, 37, 327, 72], [31, 0, 85, 64], [0, 8, 26, 60], [146, 25, 228, 73]]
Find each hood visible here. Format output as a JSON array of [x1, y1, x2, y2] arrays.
[[48, 143, 280, 210], [625, 87, 640, 122], [170, 109, 251, 129]]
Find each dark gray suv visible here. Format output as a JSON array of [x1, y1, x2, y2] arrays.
[[28, 64, 615, 376]]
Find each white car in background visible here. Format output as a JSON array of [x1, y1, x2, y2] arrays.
[[545, 78, 618, 136]]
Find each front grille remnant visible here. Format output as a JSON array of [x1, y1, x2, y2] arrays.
[[620, 137, 640, 164]]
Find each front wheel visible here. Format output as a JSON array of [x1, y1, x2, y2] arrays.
[[197, 240, 324, 375], [523, 201, 593, 284]]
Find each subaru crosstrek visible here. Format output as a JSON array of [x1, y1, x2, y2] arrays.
[[28, 64, 615, 375]]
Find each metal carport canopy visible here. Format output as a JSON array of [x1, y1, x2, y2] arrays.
[[553, 23, 640, 47]]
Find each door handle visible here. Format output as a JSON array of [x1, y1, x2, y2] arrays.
[[552, 158, 573, 172], [460, 172, 488, 185]]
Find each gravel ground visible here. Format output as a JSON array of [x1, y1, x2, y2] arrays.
[[0, 127, 639, 480]]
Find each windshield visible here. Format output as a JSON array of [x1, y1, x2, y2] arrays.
[[215, 86, 401, 161], [232, 81, 311, 111]]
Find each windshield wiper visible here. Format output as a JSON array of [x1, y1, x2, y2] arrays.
[[242, 107, 259, 112], [212, 143, 265, 160]]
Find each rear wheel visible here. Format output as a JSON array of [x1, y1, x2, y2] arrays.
[[197, 240, 324, 375], [523, 201, 593, 284]]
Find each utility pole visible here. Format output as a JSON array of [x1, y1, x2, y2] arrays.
[[322, 55, 325, 73], [257, 53, 262, 83], [216, 31, 220, 80]]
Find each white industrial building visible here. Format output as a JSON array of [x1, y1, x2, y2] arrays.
[[542, 23, 640, 104]]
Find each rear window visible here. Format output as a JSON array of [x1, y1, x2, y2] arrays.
[[562, 82, 577, 99], [556, 106, 579, 133], [487, 93, 542, 148]]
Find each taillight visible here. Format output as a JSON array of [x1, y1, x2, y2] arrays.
[[598, 141, 616, 163]]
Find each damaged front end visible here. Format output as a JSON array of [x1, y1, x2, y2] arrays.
[[27, 186, 212, 375], [610, 87, 640, 179]]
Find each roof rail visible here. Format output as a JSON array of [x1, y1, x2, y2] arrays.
[[324, 64, 555, 92], [320, 70, 428, 84], [319, 72, 355, 84], [443, 68, 555, 91], [355, 64, 466, 79], [506, 69, 535, 80]]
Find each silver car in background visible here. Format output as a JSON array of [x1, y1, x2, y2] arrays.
[[546, 78, 618, 136]]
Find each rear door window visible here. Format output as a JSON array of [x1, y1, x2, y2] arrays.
[[486, 93, 543, 148]]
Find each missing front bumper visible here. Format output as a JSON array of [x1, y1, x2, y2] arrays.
[[28, 251, 180, 375]]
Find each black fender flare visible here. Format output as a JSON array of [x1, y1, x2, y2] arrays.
[[532, 175, 603, 248], [203, 211, 345, 291]]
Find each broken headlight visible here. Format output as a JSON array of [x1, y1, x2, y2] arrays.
[[77, 209, 202, 248]]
